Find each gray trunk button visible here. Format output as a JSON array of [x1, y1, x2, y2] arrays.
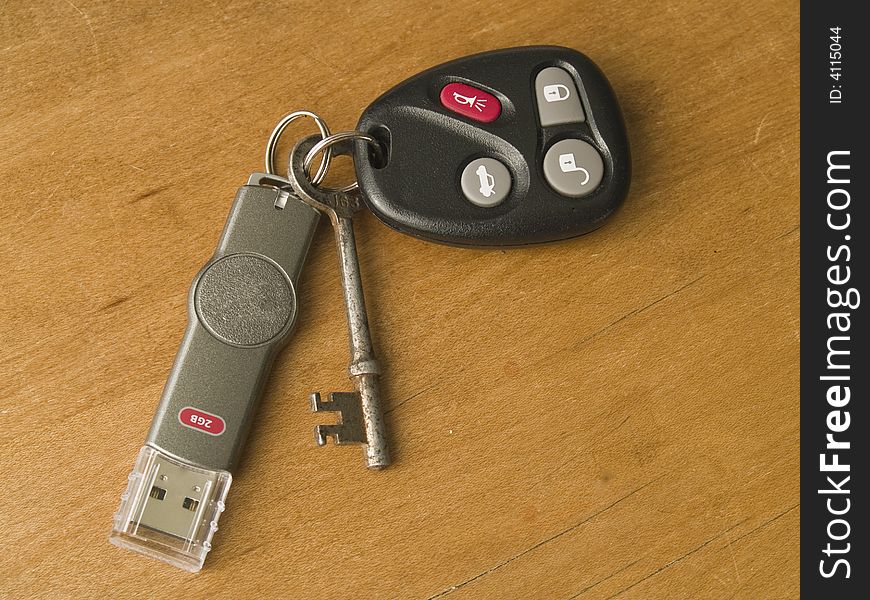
[[460, 157, 512, 207], [543, 139, 604, 197], [535, 67, 585, 126]]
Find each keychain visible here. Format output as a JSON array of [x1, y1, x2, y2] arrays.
[[110, 45, 630, 572]]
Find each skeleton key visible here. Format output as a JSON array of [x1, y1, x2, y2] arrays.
[[286, 132, 390, 470]]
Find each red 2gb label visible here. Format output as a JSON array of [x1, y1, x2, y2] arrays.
[[179, 407, 226, 436]]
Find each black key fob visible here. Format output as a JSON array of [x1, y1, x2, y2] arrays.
[[354, 46, 631, 246]]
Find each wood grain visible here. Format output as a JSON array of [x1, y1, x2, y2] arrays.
[[0, 1, 799, 598]]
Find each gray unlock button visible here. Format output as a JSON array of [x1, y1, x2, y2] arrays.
[[535, 67, 586, 126]]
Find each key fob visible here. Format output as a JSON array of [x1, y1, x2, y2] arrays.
[[354, 46, 630, 246]]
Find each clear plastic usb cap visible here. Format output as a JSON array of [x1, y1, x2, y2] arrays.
[[110, 446, 232, 573]]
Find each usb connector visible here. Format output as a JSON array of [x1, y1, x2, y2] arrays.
[[110, 447, 232, 572]]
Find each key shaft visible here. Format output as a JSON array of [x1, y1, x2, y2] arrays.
[[335, 216, 376, 374], [333, 214, 389, 468]]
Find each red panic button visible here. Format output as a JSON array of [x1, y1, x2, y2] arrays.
[[179, 407, 226, 436], [440, 82, 501, 123]]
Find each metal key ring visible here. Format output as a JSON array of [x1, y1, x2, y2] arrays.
[[265, 110, 332, 185], [301, 130, 386, 193]]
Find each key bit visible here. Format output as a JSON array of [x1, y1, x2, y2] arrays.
[[310, 391, 366, 445]]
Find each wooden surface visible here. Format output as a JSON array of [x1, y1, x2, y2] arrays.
[[0, 1, 799, 598]]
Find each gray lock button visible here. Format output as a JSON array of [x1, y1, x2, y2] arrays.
[[460, 157, 512, 207], [535, 67, 585, 126], [543, 139, 604, 198]]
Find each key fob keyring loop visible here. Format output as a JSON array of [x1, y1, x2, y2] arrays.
[[300, 130, 387, 194]]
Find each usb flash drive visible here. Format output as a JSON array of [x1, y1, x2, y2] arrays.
[[110, 174, 320, 572]]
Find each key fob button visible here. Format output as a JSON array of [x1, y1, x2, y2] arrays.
[[535, 67, 585, 126], [543, 139, 604, 197], [460, 158, 512, 207], [440, 82, 502, 123]]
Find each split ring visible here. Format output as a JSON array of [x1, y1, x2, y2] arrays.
[[265, 110, 331, 185], [301, 130, 386, 193]]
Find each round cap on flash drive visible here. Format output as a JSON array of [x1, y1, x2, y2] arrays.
[[195, 253, 296, 347], [460, 157, 512, 207]]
